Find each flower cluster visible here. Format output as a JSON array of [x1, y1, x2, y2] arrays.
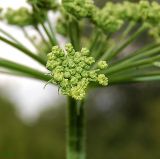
[[62, 0, 160, 37], [4, 7, 47, 27], [4, 0, 58, 27], [92, 4, 124, 33], [4, 7, 33, 27], [62, 0, 95, 19], [46, 43, 108, 100]]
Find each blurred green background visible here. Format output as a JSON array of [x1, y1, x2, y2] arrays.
[[0, 83, 160, 159], [0, 0, 160, 159]]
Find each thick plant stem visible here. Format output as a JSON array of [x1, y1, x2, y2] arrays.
[[77, 100, 86, 159], [67, 97, 86, 159]]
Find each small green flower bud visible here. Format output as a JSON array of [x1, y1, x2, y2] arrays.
[[74, 52, 81, 58], [68, 60, 75, 68], [52, 46, 59, 51], [64, 72, 71, 79], [59, 50, 65, 57], [74, 57, 80, 64], [89, 71, 97, 79], [62, 60, 68, 66], [85, 57, 95, 65], [55, 66, 64, 72], [85, 65, 90, 70], [70, 79, 89, 100], [48, 54, 56, 61], [76, 67, 83, 73], [70, 77, 78, 85], [65, 43, 75, 55], [97, 74, 108, 86], [79, 61, 86, 68], [81, 48, 90, 55], [69, 69, 76, 75], [60, 79, 69, 88], [81, 71, 88, 77], [54, 72, 64, 82], [70, 87, 86, 100], [98, 61, 108, 69], [75, 73, 82, 80]]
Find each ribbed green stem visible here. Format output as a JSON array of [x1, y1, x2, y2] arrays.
[[105, 46, 160, 75], [41, 23, 57, 46], [0, 28, 22, 45], [109, 72, 160, 85], [67, 97, 86, 159], [35, 26, 51, 48], [0, 58, 50, 81], [76, 100, 86, 159], [68, 17, 80, 51], [46, 15, 56, 40], [89, 29, 101, 55], [120, 21, 136, 39], [107, 25, 146, 60], [0, 35, 46, 66], [98, 25, 146, 61], [67, 14, 85, 159], [109, 43, 158, 68], [92, 34, 108, 59]]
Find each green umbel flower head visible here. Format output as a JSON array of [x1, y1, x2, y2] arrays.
[[62, 0, 95, 19], [4, 7, 47, 27], [62, 0, 160, 37], [92, 3, 124, 33], [5, 7, 33, 27], [46, 43, 108, 100]]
